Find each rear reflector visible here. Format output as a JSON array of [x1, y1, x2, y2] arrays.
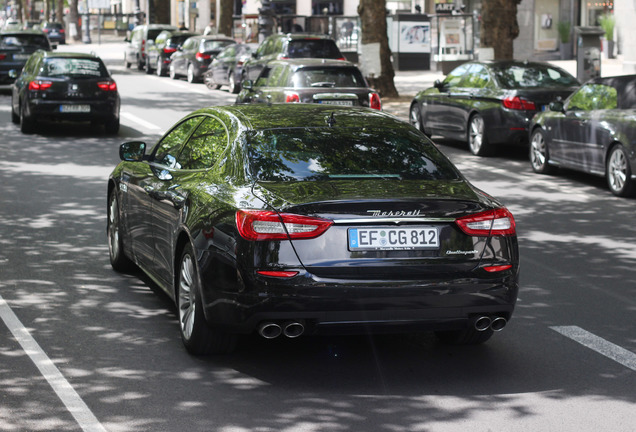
[[256, 270, 299, 278], [455, 208, 516, 236], [483, 265, 513, 273], [236, 210, 333, 241]]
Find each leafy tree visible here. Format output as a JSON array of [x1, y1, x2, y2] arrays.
[[480, 0, 522, 60]]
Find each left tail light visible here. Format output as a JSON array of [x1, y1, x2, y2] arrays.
[[196, 52, 211, 61], [97, 81, 117, 91], [236, 210, 333, 241], [502, 96, 536, 111], [455, 208, 516, 236], [369, 92, 381, 110], [285, 92, 300, 103], [28, 80, 52, 90]]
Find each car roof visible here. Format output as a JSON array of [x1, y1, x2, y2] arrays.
[[40, 51, 102, 60], [267, 58, 357, 69], [190, 104, 405, 132], [269, 33, 336, 41], [1, 29, 47, 36]]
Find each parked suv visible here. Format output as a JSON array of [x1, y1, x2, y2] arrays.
[[241, 33, 345, 83], [124, 24, 177, 71]]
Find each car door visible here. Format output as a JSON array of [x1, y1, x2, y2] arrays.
[[454, 63, 494, 137], [213, 45, 235, 84], [424, 63, 470, 138]]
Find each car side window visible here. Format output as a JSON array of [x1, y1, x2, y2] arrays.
[[257, 39, 272, 58], [460, 64, 490, 89], [153, 117, 202, 167], [567, 84, 618, 111], [178, 117, 229, 170], [255, 66, 272, 86], [442, 64, 470, 88], [267, 65, 287, 86]]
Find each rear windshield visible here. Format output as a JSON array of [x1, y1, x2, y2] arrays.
[[201, 40, 235, 52], [0, 34, 49, 49], [493, 64, 579, 89], [248, 127, 460, 182], [286, 39, 343, 59], [42, 58, 109, 77], [291, 67, 367, 88], [43, 22, 63, 30]]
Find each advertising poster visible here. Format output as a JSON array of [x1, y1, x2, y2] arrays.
[[399, 22, 431, 53]]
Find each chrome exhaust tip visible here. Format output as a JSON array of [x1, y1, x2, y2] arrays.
[[283, 321, 305, 338], [490, 317, 507, 332], [258, 322, 282, 339], [474, 316, 492, 332]]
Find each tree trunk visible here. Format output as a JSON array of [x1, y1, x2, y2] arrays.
[[480, 0, 521, 60], [218, 0, 234, 37], [68, 0, 81, 42], [358, 0, 398, 98], [56, 0, 64, 25]]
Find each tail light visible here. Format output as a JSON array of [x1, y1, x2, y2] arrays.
[[141, 39, 145, 54], [369, 92, 381, 110], [97, 81, 117, 91], [28, 80, 52, 90], [455, 208, 516, 236], [0, 54, 6, 60], [278, 55, 289, 60], [59, 29, 65, 33], [236, 210, 333, 241], [196, 52, 211, 61], [502, 96, 536, 111], [285, 92, 300, 103], [163, 47, 177, 54], [336, 57, 346, 61]]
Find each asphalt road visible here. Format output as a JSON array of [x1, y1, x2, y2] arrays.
[[0, 42, 635, 432]]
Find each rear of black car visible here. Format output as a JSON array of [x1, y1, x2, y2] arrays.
[[0, 31, 51, 84], [199, 119, 519, 341]]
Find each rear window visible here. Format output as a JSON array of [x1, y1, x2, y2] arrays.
[[286, 39, 343, 59], [147, 29, 165, 41], [42, 58, 109, 77], [43, 22, 63, 30], [290, 67, 367, 88], [493, 64, 579, 89], [248, 127, 460, 181], [201, 40, 235, 52], [0, 34, 49, 49]]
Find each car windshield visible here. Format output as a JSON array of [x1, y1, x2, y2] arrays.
[[202, 40, 234, 52], [291, 67, 366, 88], [493, 64, 579, 89], [248, 127, 461, 182], [0, 34, 49, 48], [286, 40, 342, 59], [42, 58, 108, 77]]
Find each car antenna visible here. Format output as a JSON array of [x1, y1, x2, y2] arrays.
[[326, 112, 336, 127]]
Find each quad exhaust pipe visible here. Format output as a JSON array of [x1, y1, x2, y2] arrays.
[[473, 315, 507, 332], [257, 321, 305, 339]]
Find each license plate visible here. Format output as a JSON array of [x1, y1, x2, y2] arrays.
[[60, 105, 90, 113], [348, 226, 439, 251], [13, 54, 30, 60], [320, 100, 354, 106]]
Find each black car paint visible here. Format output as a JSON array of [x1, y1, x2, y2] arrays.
[[145, 30, 199, 75], [204, 43, 257, 93], [108, 105, 519, 351], [0, 30, 51, 84], [169, 36, 236, 82]]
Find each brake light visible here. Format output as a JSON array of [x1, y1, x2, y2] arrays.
[[369, 92, 381, 110], [285, 92, 300, 103], [502, 96, 536, 111], [196, 52, 211, 60], [97, 81, 117, 91], [28, 80, 52, 90], [59, 29, 65, 33], [236, 210, 333, 241], [163, 47, 177, 54], [455, 208, 516, 236]]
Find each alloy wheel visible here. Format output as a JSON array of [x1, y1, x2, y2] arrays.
[[607, 146, 633, 196], [468, 115, 485, 155], [178, 253, 196, 341]]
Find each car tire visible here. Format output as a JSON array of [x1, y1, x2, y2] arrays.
[[529, 128, 555, 174], [435, 327, 494, 345], [467, 114, 492, 156], [229, 72, 240, 94], [187, 63, 198, 83], [105, 117, 120, 135], [169, 64, 177, 80], [19, 101, 35, 134], [124, 54, 131, 69], [409, 103, 424, 133], [10, 96, 19, 124], [156, 58, 165, 77], [107, 193, 134, 272], [136, 56, 144, 71], [177, 244, 238, 355], [145, 56, 153, 74], [606, 145, 635, 197]]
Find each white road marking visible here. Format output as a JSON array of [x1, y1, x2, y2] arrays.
[[0, 295, 108, 432], [120, 111, 162, 130], [551, 325, 636, 372]]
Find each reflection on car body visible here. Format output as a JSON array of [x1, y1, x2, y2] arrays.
[[530, 74, 636, 197], [107, 104, 519, 355]]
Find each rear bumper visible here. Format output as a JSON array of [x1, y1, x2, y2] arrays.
[[27, 98, 119, 121]]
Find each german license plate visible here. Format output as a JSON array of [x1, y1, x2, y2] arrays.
[[348, 226, 439, 251], [320, 100, 354, 106], [60, 105, 90, 113]]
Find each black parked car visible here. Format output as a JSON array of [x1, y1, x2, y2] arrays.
[[124, 24, 177, 71], [409, 60, 580, 156], [529, 74, 636, 197], [241, 33, 345, 83], [236, 59, 381, 109], [204, 42, 257, 93], [0, 29, 51, 84], [11, 51, 120, 134], [107, 104, 519, 355], [169, 35, 235, 83], [41, 22, 65, 45], [145, 30, 199, 76]]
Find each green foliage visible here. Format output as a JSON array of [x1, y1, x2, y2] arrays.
[[598, 14, 615, 41], [558, 21, 571, 43]]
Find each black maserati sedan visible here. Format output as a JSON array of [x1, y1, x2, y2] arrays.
[[11, 50, 120, 134], [107, 104, 519, 355], [530, 74, 636, 197], [409, 60, 579, 156]]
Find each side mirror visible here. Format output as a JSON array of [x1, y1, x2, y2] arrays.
[[434, 79, 443, 89], [242, 79, 253, 90], [251, 52, 257, 59], [549, 100, 565, 113], [119, 141, 146, 161]]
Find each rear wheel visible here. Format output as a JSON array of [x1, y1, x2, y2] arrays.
[[169, 64, 177, 80], [409, 103, 423, 132], [229, 72, 240, 94], [10, 95, 19, 124], [107, 193, 134, 272], [136, 56, 144, 71], [187, 63, 198, 83], [529, 128, 555, 174], [607, 144, 635, 197], [435, 327, 494, 345], [145, 56, 153, 74], [20, 100, 35, 134], [105, 117, 120, 135], [467, 114, 492, 156], [177, 245, 238, 355], [156, 57, 165, 76]]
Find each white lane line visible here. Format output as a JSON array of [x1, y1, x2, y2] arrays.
[[551, 325, 636, 372], [120, 111, 162, 130], [0, 295, 108, 432]]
